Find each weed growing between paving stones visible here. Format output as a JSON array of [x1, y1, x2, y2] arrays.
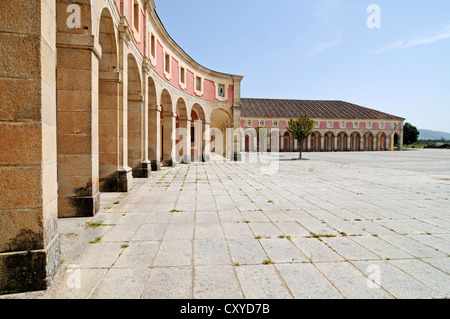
[[89, 236, 103, 244]]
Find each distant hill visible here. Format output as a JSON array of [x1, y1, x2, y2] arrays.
[[419, 129, 450, 140]]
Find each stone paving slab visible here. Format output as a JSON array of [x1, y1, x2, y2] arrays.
[[2, 149, 450, 299]]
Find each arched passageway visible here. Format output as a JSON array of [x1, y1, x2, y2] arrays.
[[337, 132, 348, 151], [310, 132, 321, 152], [161, 89, 174, 166], [127, 54, 145, 177], [324, 132, 334, 152], [350, 132, 361, 151], [364, 132, 374, 151]]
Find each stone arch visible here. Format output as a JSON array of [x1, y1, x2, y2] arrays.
[[350, 132, 361, 151], [191, 104, 207, 162], [175, 97, 190, 163], [337, 131, 348, 152], [377, 132, 387, 151], [310, 132, 321, 152], [127, 53, 145, 176], [364, 132, 374, 151], [160, 89, 174, 166], [282, 131, 293, 152], [324, 131, 334, 152], [210, 108, 232, 157], [98, 7, 121, 191], [147, 76, 160, 170], [244, 128, 257, 152]]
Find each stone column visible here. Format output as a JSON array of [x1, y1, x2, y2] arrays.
[[347, 136, 351, 151], [116, 19, 133, 191], [232, 105, 242, 161], [398, 122, 404, 150], [98, 71, 123, 192], [56, 2, 102, 217], [320, 136, 325, 152], [203, 121, 211, 162], [307, 136, 311, 151], [373, 135, 377, 151], [195, 119, 203, 162], [334, 136, 338, 151], [0, 0, 61, 294], [360, 134, 365, 151], [148, 104, 161, 170], [385, 134, 390, 151]]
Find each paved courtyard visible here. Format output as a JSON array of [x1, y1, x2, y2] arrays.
[[3, 149, 450, 299]]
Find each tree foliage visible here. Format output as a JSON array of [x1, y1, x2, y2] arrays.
[[403, 122, 419, 145], [287, 115, 315, 159]]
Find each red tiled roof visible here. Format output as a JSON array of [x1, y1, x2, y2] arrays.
[[240, 98, 405, 120]]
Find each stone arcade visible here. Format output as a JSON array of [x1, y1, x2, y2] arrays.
[[0, 0, 404, 294]]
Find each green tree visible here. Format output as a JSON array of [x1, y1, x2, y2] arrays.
[[255, 127, 267, 154], [403, 122, 419, 145], [287, 115, 315, 159]]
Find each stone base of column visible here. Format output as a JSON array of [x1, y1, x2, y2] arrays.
[[182, 155, 191, 164], [58, 192, 101, 218], [100, 169, 133, 193], [0, 234, 61, 295], [132, 162, 150, 178], [151, 160, 161, 171], [232, 152, 242, 162], [163, 159, 174, 167]]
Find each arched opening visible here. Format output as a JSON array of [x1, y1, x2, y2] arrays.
[[283, 131, 293, 152], [98, 8, 121, 191], [175, 98, 189, 164], [127, 54, 144, 176], [350, 132, 361, 151], [191, 104, 206, 162], [244, 128, 256, 152], [210, 108, 231, 158], [324, 132, 334, 152], [377, 133, 386, 151], [310, 132, 321, 152], [147, 77, 160, 170], [160, 89, 174, 166], [364, 132, 374, 151], [337, 132, 348, 151], [391, 133, 399, 151]]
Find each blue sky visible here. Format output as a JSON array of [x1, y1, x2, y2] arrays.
[[154, 0, 450, 132]]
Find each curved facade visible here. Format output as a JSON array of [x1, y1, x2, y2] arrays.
[[56, 0, 244, 218]]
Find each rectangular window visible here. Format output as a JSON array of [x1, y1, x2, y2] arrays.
[[273, 120, 279, 127], [150, 33, 156, 57], [259, 120, 265, 127], [165, 53, 170, 73], [133, 1, 140, 32], [247, 120, 252, 127], [393, 123, 398, 129], [341, 121, 345, 128], [354, 122, 359, 128], [328, 121, 332, 128], [218, 84, 225, 97], [315, 121, 319, 128], [196, 76, 202, 91], [380, 122, 384, 129], [180, 67, 185, 84]]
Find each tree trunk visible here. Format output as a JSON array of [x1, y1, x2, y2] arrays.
[[299, 140, 303, 159]]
